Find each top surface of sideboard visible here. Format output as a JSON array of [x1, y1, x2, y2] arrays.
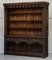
[[3, 1, 49, 7]]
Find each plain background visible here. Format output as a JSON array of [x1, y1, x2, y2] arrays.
[[0, 0, 52, 53]]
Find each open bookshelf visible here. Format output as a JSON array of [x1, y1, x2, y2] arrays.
[[3, 2, 49, 58]]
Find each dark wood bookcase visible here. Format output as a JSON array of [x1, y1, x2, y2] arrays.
[[3, 2, 49, 58]]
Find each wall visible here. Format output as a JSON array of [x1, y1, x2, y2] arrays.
[[0, 0, 51, 53]]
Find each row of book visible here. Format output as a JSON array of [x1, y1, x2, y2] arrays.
[[9, 30, 42, 36], [9, 14, 42, 21], [9, 23, 42, 28], [9, 8, 42, 14]]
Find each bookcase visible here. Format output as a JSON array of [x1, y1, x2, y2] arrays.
[[3, 2, 49, 58]]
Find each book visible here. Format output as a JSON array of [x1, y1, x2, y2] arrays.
[[36, 15, 38, 21]]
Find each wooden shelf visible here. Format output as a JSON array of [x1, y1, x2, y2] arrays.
[[4, 2, 49, 58], [5, 50, 43, 57], [8, 12, 42, 15], [5, 35, 43, 39], [9, 27, 42, 29], [9, 20, 42, 23], [8, 28, 42, 31]]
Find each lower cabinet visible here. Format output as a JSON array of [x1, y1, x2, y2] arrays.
[[4, 37, 45, 57]]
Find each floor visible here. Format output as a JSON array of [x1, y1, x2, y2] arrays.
[[0, 53, 52, 60]]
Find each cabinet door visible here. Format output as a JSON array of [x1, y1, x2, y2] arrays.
[[29, 39, 43, 55], [18, 38, 29, 55], [5, 38, 18, 54]]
